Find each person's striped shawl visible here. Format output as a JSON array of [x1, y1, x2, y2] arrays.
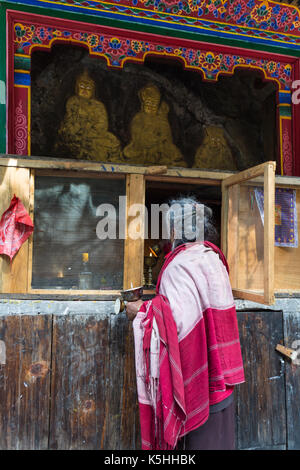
[[133, 242, 245, 450]]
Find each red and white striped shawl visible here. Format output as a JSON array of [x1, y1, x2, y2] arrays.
[[132, 242, 245, 450]]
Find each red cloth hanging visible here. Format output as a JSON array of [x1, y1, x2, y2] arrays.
[[0, 195, 34, 260]]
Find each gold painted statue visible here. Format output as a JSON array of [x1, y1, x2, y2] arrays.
[[193, 125, 237, 171], [56, 69, 121, 162], [123, 83, 186, 167]]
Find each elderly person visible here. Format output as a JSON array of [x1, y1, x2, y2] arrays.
[[126, 197, 245, 450]]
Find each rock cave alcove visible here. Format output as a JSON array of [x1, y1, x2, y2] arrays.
[[30, 43, 278, 172]]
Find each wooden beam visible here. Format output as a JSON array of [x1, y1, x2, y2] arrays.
[[0, 293, 121, 300], [275, 175, 300, 187], [145, 166, 168, 175], [0, 154, 233, 181], [28, 289, 122, 295], [275, 344, 298, 362], [35, 169, 124, 180], [222, 161, 276, 188], [232, 289, 267, 304], [146, 175, 222, 186]]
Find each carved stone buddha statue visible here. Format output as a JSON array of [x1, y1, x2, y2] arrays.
[[193, 125, 237, 171], [56, 69, 121, 162], [123, 83, 186, 167]]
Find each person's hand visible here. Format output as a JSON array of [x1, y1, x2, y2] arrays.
[[126, 299, 144, 321]]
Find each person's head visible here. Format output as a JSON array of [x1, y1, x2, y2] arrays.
[[75, 69, 96, 100], [164, 196, 218, 250], [139, 83, 161, 114]]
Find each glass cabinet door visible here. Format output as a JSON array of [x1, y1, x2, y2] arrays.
[[221, 162, 276, 305]]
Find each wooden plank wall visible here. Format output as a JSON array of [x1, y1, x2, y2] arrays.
[[49, 313, 140, 450], [235, 310, 286, 450], [0, 310, 140, 450], [0, 307, 299, 450], [283, 311, 300, 450], [0, 315, 52, 449]]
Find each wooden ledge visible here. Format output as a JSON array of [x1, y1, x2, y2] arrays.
[[0, 154, 233, 181]]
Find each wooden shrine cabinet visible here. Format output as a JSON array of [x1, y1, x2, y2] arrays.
[[1, 157, 300, 301], [222, 161, 300, 303], [222, 161, 276, 305]]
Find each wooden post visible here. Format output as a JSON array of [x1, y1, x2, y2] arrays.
[[227, 184, 240, 289], [27, 170, 35, 293], [123, 174, 145, 290], [264, 162, 275, 305]]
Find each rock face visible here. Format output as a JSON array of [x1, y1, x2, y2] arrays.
[[31, 44, 277, 170]]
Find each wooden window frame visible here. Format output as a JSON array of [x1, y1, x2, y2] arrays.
[[28, 169, 127, 295], [221, 162, 300, 304], [221, 161, 276, 305], [269, 173, 300, 295]]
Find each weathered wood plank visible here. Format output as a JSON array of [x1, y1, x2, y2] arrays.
[[49, 313, 110, 449], [235, 310, 286, 450], [283, 311, 300, 450], [0, 154, 232, 180], [120, 324, 141, 450], [49, 311, 140, 450], [0, 315, 52, 449], [107, 314, 140, 450]]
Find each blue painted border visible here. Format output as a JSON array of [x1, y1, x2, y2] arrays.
[[14, 71, 31, 85], [279, 91, 292, 104]]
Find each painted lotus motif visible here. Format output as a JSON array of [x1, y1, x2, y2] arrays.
[[250, 1, 272, 23], [12, 20, 293, 89]]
